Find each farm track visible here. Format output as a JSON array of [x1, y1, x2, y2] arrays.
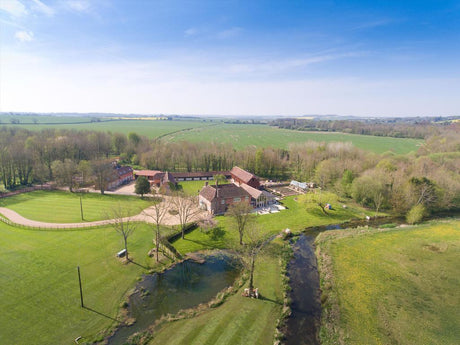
[[156, 123, 219, 140]]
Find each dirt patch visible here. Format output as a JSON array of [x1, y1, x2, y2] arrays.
[[422, 243, 448, 253]]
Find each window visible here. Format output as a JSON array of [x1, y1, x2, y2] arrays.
[[221, 199, 225, 204], [234, 197, 241, 202]]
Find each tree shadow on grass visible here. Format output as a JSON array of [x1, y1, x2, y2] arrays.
[[128, 259, 149, 270], [208, 226, 226, 241], [183, 238, 215, 248], [83, 306, 121, 322], [259, 295, 283, 306]]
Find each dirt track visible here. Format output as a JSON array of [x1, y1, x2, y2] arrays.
[[0, 199, 206, 229]]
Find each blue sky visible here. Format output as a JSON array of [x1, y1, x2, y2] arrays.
[[1, 0, 459, 116]]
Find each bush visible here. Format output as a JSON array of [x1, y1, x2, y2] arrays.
[[135, 176, 151, 196], [406, 204, 427, 224]]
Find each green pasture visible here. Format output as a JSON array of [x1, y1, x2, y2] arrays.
[[173, 194, 372, 254], [2, 118, 422, 154], [0, 221, 175, 345], [149, 240, 285, 345], [3, 118, 214, 139], [0, 190, 151, 223], [316, 220, 460, 345], [0, 114, 111, 124], [162, 123, 422, 154]]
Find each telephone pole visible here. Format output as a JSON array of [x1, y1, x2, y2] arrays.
[[77, 266, 84, 308], [80, 195, 84, 221]]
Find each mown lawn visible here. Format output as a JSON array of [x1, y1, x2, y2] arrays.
[[0, 190, 152, 223], [316, 220, 460, 345], [163, 124, 422, 154], [177, 180, 220, 196], [0, 221, 175, 345], [173, 194, 372, 254], [149, 240, 285, 345]]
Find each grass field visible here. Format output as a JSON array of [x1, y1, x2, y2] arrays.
[[177, 180, 229, 196], [177, 180, 211, 196], [2, 118, 215, 139], [149, 240, 285, 345], [162, 123, 422, 154], [315, 220, 460, 345], [173, 193, 372, 254], [0, 115, 113, 124], [2, 118, 422, 154], [0, 190, 151, 223], [0, 221, 175, 345]]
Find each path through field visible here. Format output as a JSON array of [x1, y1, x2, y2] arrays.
[[0, 197, 205, 229]]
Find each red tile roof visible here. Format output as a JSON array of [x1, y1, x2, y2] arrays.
[[135, 170, 163, 178], [230, 166, 257, 184], [199, 183, 250, 202]]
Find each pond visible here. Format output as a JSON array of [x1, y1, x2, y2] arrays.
[[107, 253, 240, 345]]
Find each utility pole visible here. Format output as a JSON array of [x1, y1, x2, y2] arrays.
[[77, 266, 84, 308], [80, 194, 84, 221]]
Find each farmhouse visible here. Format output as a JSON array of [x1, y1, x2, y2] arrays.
[[107, 165, 134, 190], [199, 182, 251, 215], [134, 170, 176, 188], [230, 166, 260, 189], [135, 170, 163, 184], [240, 183, 276, 208]]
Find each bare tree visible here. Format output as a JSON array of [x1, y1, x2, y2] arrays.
[[171, 193, 201, 239], [51, 159, 78, 192], [92, 159, 114, 194], [304, 188, 328, 215], [143, 197, 170, 262], [109, 205, 137, 262], [235, 225, 265, 298], [226, 202, 255, 245]]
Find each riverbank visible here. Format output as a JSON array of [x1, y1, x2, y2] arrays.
[[146, 238, 289, 345], [315, 219, 460, 345]]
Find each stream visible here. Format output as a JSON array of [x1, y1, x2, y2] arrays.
[[284, 217, 402, 345], [107, 253, 240, 345]]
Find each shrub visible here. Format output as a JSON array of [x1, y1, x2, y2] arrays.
[[406, 204, 427, 224]]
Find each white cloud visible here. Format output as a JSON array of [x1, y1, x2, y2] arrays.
[[1, 52, 459, 116], [216, 27, 242, 39], [184, 28, 198, 37], [226, 52, 362, 75], [352, 19, 393, 30], [0, 0, 27, 17], [14, 30, 34, 41], [31, 0, 55, 16], [66, 0, 91, 12]]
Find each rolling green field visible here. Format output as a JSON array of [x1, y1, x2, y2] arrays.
[[0, 221, 175, 345], [0, 190, 151, 223], [0, 114, 112, 124], [163, 123, 422, 154], [316, 220, 460, 345], [173, 193, 372, 254], [2, 117, 422, 154], [149, 240, 285, 345], [2, 118, 214, 140]]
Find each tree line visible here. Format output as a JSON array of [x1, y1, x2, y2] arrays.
[[269, 117, 459, 139], [0, 123, 458, 221]]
